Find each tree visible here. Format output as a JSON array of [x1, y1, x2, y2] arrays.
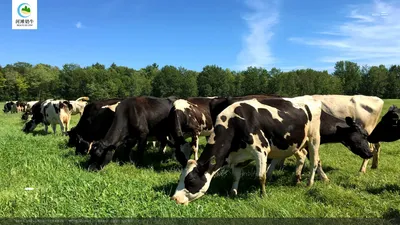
[[333, 61, 361, 95], [197, 65, 233, 97]]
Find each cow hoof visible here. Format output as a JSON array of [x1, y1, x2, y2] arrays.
[[230, 189, 238, 197], [371, 165, 378, 169]]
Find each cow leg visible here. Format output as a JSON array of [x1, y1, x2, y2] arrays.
[[230, 166, 242, 196], [371, 142, 381, 169], [51, 124, 57, 135], [291, 149, 307, 184], [266, 158, 282, 181], [253, 151, 267, 197], [191, 133, 200, 160], [135, 133, 148, 167], [306, 137, 322, 187], [44, 124, 49, 134]]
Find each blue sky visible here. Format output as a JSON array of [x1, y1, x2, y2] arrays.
[[0, 0, 399, 72]]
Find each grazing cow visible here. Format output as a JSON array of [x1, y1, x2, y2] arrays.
[[368, 105, 400, 143], [311, 95, 384, 173], [87, 96, 177, 171], [266, 108, 373, 180], [168, 97, 214, 166], [22, 99, 73, 135], [171, 96, 325, 205], [66, 98, 123, 155], [16, 101, 27, 112], [21, 101, 40, 120], [69, 96, 90, 116], [3, 101, 17, 113]]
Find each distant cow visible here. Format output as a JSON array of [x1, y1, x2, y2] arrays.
[[69, 96, 90, 116], [22, 99, 73, 135], [67, 98, 123, 155], [311, 95, 384, 173], [171, 96, 325, 205], [3, 101, 17, 113], [168, 97, 214, 166], [87, 96, 177, 171], [21, 101, 40, 120], [368, 105, 400, 143], [16, 101, 27, 112]]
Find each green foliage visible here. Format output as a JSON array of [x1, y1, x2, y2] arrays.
[[1, 101, 400, 217], [0, 61, 399, 101]]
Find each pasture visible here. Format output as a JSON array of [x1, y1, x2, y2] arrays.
[[1, 100, 400, 218]]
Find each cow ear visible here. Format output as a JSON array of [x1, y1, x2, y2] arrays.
[[345, 117, 355, 126], [58, 102, 64, 109]]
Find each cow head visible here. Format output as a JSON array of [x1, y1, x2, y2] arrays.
[[337, 117, 373, 159], [21, 112, 29, 120], [22, 119, 38, 133], [87, 141, 115, 171], [171, 159, 214, 205], [66, 127, 78, 147], [368, 105, 400, 143]]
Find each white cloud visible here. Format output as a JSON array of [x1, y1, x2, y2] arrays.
[[288, 0, 400, 67], [235, 0, 279, 70], [75, 21, 84, 29]]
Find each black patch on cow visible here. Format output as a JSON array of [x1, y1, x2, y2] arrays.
[[305, 105, 312, 121], [184, 167, 207, 194], [350, 98, 356, 104], [53, 104, 60, 114], [361, 104, 373, 113], [256, 146, 261, 152], [221, 115, 227, 122]]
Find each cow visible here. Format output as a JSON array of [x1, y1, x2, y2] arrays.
[[368, 105, 400, 143], [21, 101, 40, 120], [66, 98, 123, 155], [3, 101, 17, 113], [171, 96, 326, 205], [69, 96, 90, 116], [22, 99, 73, 135], [16, 101, 27, 112], [266, 107, 373, 180], [168, 97, 214, 166], [310, 95, 384, 173], [87, 96, 177, 171]]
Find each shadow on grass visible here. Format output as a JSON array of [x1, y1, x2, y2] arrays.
[[366, 184, 400, 195], [153, 164, 317, 200], [382, 207, 400, 221], [29, 130, 49, 136], [75, 147, 183, 172]]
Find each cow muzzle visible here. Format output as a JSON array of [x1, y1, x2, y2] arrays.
[[170, 194, 189, 205]]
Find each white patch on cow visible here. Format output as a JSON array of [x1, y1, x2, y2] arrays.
[[101, 102, 120, 112], [172, 159, 220, 205], [208, 132, 216, 144], [215, 105, 245, 129], [174, 99, 192, 112], [236, 99, 284, 122], [284, 132, 291, 139]]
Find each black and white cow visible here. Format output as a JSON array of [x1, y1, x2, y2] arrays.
[[67, 98, 123, 155], [171, 96, 326, 205], [3, 101, 17, 113], [311, 95, 384, 173], [368, 105, 400, 143], [22, 99, 73, 135], [266, 107, 373, 180], [168, 97, 214, 166], [21, 101, 40, 120], [87, 96, 177, 171]]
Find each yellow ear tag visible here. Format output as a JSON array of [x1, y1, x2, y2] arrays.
[[210, 155, 217, 165]]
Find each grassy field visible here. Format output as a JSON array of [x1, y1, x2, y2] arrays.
[[0, 100, 400, 218]]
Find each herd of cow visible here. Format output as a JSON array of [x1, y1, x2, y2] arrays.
[[3, 94, 400, 205]]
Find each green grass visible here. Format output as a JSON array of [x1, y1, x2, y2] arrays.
[[1, 100, 400, 218]]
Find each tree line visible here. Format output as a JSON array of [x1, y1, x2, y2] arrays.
[[0, 61, 399, 101]]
